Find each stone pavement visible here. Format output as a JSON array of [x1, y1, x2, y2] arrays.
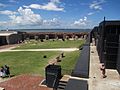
[[89, 45, 120, 90]]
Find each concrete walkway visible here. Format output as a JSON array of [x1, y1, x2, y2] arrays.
[[89, 45, 120, 90], [0, 46, 17, 52], [0, 48, 79, 52]]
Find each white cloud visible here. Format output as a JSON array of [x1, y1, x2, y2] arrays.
[[73, 16, 88, 26], [43, 18, 60, 26], [24, 0, 64, 11], [0, 10, 17, 15], [89, 0, 105, 10], [51, 0, 60, 3], [0, 7, 42, 27], [0, 6, 62, 28], [24, 4, 41, 9], [87, 12, 94, 16], [9, 7, 43, 26]]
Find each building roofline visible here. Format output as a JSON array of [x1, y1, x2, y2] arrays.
[[0, 31, 18, 36], [99, 20, 120, 26]]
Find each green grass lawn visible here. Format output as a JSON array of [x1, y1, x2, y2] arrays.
[[15, 39, 85, 49], [0, 40, 84, 77], [0, 51, 60, 76], [58, 51, 80, 75], [0, 51, 80, 76]]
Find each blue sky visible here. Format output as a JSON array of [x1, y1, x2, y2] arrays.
[[0, 0, 120, 29]]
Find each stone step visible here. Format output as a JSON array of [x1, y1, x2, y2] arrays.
[[57, 81, 67, 90]]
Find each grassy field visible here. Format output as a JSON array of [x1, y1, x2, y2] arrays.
[[0, 51, 80, 76], [58, 51, 80, 75], [0, 51, 60, 76], [15, 39, 85, 49], [0, 40, 84, 77]]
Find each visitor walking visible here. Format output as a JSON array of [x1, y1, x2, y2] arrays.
[[100, 63, 106, 78]]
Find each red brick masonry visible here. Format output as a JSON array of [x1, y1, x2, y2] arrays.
[[0, 74, 50, 90]]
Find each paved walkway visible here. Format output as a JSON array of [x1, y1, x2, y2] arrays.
[[0, 48, 79, 52], [0, 46, 17, 52], [89, 45, 120, 90]]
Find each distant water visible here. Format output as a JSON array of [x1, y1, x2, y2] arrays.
[[17, 29, 91, 32]]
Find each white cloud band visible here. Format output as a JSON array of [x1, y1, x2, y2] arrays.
[[89, 0, 105, 10], [24, 0, 64, 11]]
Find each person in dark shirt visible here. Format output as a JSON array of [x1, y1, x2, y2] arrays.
[[4, 65, 10, 77]]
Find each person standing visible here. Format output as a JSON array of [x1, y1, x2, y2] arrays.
[[100, 63, 106, 78], [0, 66, 5, 78], [4, 65, 10, 77]]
